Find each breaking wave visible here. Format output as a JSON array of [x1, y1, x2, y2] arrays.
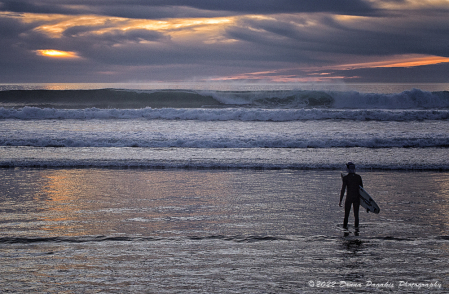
[[0, 88, 448, 110]]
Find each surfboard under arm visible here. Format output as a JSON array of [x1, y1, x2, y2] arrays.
[[359, 186, 380, 214]]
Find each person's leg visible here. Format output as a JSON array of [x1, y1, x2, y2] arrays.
[[353, 202, 360, 228], [343, 201, 351, 228]]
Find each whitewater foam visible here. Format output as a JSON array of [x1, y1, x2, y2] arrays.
[[1, 107, 448, 121], [332, 88, 449, 109], [1, 118, 448, 148]]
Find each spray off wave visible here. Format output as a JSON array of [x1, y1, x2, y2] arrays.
[[209, 88, 449, 109]]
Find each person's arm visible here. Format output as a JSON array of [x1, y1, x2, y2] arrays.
[[339, 178, 346, 207]]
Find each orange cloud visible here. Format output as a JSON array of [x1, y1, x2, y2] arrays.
[[327, 55, 449, 70], [209, 73, 348, 83], [371, 55, 449, 68], [209, 54, 449, 83], [0, 11, 240, 49], [4, 11, 236, 42], [373, 0, 449, 10]]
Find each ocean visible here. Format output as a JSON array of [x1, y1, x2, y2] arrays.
[[0, 83, 448, 293]]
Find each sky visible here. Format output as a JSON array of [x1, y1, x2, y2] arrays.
[[0, 0, 449, 84]]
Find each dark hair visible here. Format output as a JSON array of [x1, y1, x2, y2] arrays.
[[346, 162, 355, 173]]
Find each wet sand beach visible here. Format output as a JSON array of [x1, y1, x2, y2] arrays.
[[1, 168, 447, 292]]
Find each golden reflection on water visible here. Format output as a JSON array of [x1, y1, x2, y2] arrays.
[[432, 173, 449, 233], [38, 169, 231, 236], [3, 169, 449, 238]]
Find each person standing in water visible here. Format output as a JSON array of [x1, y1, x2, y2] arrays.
[[339, 162, 363, 229]]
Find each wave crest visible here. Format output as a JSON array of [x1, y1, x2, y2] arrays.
[[1, 88, 448, 110]]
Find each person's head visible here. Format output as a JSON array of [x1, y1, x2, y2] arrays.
[[346, 162, 356, 173]]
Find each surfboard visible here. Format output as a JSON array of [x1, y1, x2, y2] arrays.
[[341, 173, 380, 214], [358, 186, 380, 214]]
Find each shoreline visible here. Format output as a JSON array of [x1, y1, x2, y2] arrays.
[[2, 165, 449, 172], [1, 146, 448, 171]]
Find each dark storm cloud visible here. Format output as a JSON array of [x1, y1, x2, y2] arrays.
[[0, 0, 80, 15], [226, 12, 449, 58], [0, 0, 378, 17], [339, 63, 449, 83], [0, 1, 230, 19], [140, 0, 377, 15], [0, 17, 38, 65], [64, 27, 168, 44], [0, 14, 30, 37], [65, 33, 278, 67]]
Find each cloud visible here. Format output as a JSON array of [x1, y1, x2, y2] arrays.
[[1, 0, 378, 17], [0, 0, 448, 83], [145, 0, 377, 15], [0, 0, 84, 15], [337, 63, 449, 83], [226, 12, 449, 58], [64, 28, 169, 44]]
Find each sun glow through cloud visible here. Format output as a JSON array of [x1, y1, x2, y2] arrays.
[[36, 50, 80, 58], [16, 12, 236, 39]]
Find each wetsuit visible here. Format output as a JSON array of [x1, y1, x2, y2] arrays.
[[340, 173, 363, 228]]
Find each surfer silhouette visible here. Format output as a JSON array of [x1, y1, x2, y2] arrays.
[[339, 162, 363, 229]]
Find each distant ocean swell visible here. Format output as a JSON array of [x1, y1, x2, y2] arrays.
[[1, 107, 448, 121], [1, 88, 448, 109]]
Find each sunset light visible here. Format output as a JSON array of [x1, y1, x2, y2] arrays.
[[319, 55, 449, 72], [36, 49, 80, 58], [373, 55, 449, 68], [0, 1, 448, 291], [1, 1, 448, 82], [19, 13, 236, 39]]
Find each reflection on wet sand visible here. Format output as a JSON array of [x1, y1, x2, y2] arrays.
[[1, 169, 449, 293], [363, 171, 449, 236], [1, 169, 449, 239], [34, 169, 232, 236]]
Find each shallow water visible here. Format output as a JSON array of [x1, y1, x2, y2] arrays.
[[1, 169, 447, 292]]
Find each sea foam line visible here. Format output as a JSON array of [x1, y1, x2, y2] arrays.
[[1, 159, 448, 170]]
